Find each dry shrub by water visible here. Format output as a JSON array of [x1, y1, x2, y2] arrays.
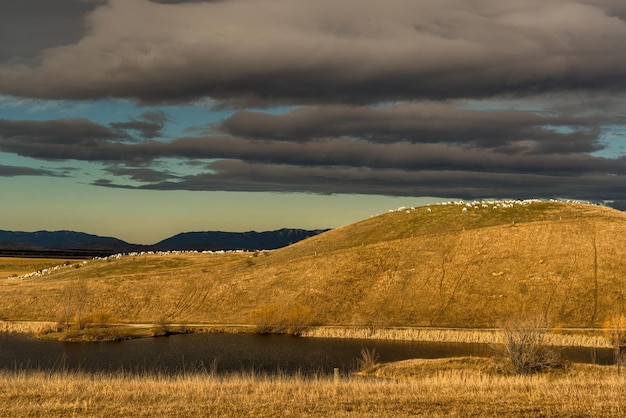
[[356, 347, 379, 373], [497, 319, 563, 375], [249, 304, 314, 335]]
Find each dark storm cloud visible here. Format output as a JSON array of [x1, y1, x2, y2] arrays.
[[0, 164, 58, 177], [2, 112, 626, 200], [2, 0, 626, 105], [2, 121, 619, 176], [89, 124, 626, 200], [0, 0, 103, 62], [2, 0, 626, 203], [584, 0, 626, 19], [0, 115, 171, 160], [0, 103, 622, 175], [218, 104, 600, 153], [0, 119, 118, 149], [103, 165, 179, 182], [0, 117, 155, 162], [146, 136, 624, 175], [93, 159, 626, 202], [0, 117, 155, 161]]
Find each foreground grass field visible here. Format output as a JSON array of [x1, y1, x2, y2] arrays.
[[1, 359, 624, 417]]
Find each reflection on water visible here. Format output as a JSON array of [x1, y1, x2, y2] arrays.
[[0, 333, 614, 375]]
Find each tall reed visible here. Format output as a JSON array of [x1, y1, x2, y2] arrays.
[[301, 326, 611, 348], [0, 320, 58, 335]]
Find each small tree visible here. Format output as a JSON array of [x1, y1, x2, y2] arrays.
[[498, 318, 561, 375], [58, 284, 74, 330], [74, 279, 89, 330], [57, 279, 89, 330], [603, 315, 626, 375]]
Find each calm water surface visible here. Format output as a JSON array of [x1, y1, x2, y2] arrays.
[[0, 333, 613, 375]]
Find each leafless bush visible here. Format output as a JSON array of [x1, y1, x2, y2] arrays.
[[152, 315, 173, 336], [249, 304, 313, 335], [498, 318, 562, 375], [357, 347, 379, 373]]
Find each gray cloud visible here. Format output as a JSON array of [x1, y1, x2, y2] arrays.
[[103, 165, 179, 182], [0, 164, 58, 177], [110, 110, 170, 139], [0, 0, 103, 63], [584, 0, 626, 19], [2, 111, 625, 201], [0, 118, 126, 161], [218, 104, 600, 153], [2, 0, 626, 105], [0, 104, 623, 172], [0, 118, 117, 144], [151, 136, 624, 175], [1, 114, 619, 175], [93, 159, 626, 202]]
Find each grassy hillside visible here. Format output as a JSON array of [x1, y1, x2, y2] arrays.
[[2, 201, 626, 328]]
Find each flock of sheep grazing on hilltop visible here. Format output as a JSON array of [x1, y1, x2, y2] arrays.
[[9, 261, 88, 280], [387, 198, 591, 215], [385, 198, 540, 215], [7, 250, 248, 280]]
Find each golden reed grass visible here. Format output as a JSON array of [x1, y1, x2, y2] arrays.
[[0, 322, 610, 348], [302, 326, 612, 348], [0, 320, 57, 335], [0, 362, 625, 417]]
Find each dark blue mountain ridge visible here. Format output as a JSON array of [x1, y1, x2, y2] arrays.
[[154, 228, 330, 251], [0, 230, 135, 250], [0, 228, 329, 255]]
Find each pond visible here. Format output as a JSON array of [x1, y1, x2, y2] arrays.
[[0, 333, 614, 375]]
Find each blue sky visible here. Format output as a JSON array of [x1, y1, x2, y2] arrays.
[[1, 0, 626, 243]]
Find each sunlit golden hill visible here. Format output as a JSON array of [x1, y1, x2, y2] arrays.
[[2, 201, 626, 329]]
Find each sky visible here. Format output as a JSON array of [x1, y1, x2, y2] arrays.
[[2, 0, 626, 244]]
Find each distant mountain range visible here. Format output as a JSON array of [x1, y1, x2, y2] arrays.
[[0, 228, 329, 257]]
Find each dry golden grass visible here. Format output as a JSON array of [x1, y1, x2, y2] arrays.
[[2, 202, 626, 332], [0, 320, 57, 334], [303, 326, 611, 348], [1, 360, 625, 417]]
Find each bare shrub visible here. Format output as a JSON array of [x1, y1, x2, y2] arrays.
[[249, 304, 313, 335], [152, 315, 172, 337], [283, 306, 314, 335], [498, 318, 562, 375], [249, 304, 283, 334], [85, 311, 115, 328], [58, 279, 89, 330], [357, 347, 379, 373]]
